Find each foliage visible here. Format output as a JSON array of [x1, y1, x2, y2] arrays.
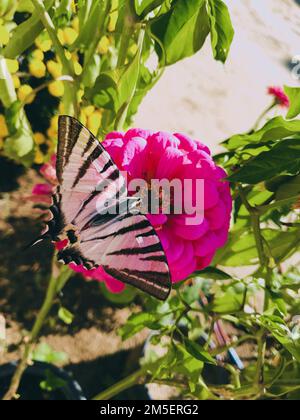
[[0, 0, 234, 166]]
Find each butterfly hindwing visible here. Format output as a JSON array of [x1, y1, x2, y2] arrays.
[[50, 116, 171, 300]]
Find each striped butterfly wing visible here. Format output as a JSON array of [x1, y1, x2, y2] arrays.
[[53, 116, 171, 301]]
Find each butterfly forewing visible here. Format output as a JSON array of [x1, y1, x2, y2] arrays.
[[51, 116, 171, 300]]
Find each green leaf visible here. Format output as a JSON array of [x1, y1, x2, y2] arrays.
[[190, 266, 232, 281], [58, 307, 74, 325], [209, 282, 246, 314], [275, 174, 300, 200], [17, 0, 34, 13], [0, 56, 17, 107], [224, 117, 300, 151], [207, 0, 234, 63], [259, 315, 300, 362], [151, 0, 210, 66], [100, 283, 137, 305], [40, 370, 67, 392], [134, 0, 165, 16], [82, 54, 101, 88], [32, 343, 69, 365], [228, 139, 300, 184], [4, 129, 35, 166], [119, 312, 162, 340], [183, 338, 216, 364], [3, 0, 55, 59], [90, 72, 119, 111], [285, 86, 300, 120]]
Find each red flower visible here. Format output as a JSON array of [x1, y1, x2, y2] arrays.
[[267, 86, 290, 108]]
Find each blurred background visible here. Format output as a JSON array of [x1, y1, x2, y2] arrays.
[[136, 0, 300, 153]]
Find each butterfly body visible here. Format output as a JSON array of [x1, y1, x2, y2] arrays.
[[37, 116, 171, 301]]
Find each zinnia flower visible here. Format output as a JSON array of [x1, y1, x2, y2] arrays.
[[32, 129, 232, 294], [267, 86, 290, 108]]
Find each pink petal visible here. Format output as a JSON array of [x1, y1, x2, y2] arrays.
[[172, 218, 209, 240], [32, 183, 53, 196], [124, 128, 152, 140], [147, 214, 168, 228], [156, 147, 184, 179], [193, 231, 219, 257]]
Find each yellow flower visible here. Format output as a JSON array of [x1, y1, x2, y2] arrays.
[[50, 115, 59, 130], [47, 60, 62, 79], [71, 16, 79, 32], [32, 49, 44, 61], [82, 105, 95, 117], [108, 11, 118, 32], [33, 132, 46, 145], [35, 148, 45, 165], [48, 80, 64, 97], [0, 115, 8, 137], [0, 24, 9, 45], [73, 60, 82, 76], [12, 75, 20, 89], [58, 102, 65, 114], [87, 111, 102, 136], [77, 89, 84, 103], [35, 36, 52, 52], [58, 27, 77, 45], [79, 112, 87, 127], [47, 127, 57, 139], [18, 85, 35, 104], [98, 36, 110, 55], [29, 59, 46, 78], [5, 59, 19, 73]]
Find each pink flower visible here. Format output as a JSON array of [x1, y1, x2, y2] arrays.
[[30, 155, 57, 205], [101, 129, 232, 288], [267, 86, 290, 108], [32, 130, 232, 295]]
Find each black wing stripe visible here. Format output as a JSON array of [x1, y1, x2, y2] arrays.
[[72, 146, 103, 189], [102, 266, 170, 301], [136, 229, 156, 238], [108, 169, 119, 181], [82, 219, 150, 242], [101, 160, 114, 174], [82, 134, 95, 157], [141, 255, 167, 262], [108, 242, 162, 256]]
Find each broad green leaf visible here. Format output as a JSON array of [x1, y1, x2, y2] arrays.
[[259, 315, 300, 362], [275, 174, 300, 200], [224, 117, 300, 150], [17, 0, 34, 13], [0, 55, 17, 107], [82, 54, 101, 88], [134, 0, 165, 16], [40, 370, 67, 392], [207, 0, 234, 63], [90, 72, 119, 111], [0, 0, 17, 20], [119, 312, 162, 340], [190, 266, 232, 281], [183, 338, 216, 364], [151, 0, 210, 65], [3, 0, 55, 59], [4, 129, 35, 165], [285, 86, 300, 120], [32, 343, 69, 365], [58, 307, 74, 325], [228, 139, 300, 184], [209, 282, 246, 313], [100, 283, 137, 305]]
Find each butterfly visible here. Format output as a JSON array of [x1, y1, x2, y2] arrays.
[[34, 116, 171, 301]]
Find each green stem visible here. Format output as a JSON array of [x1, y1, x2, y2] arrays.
[[249, 102, 276, 133], [92, 366, 148, 400], [115, 27, 145, 131], [30, 0, 78, 117], [2, 263, 72, 400], [254, 330, 266, 396], [116, 1, 136, 68]]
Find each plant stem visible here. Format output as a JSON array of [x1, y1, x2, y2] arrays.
[[116, 1, 136, 68], [248, 102, 276, 133], [92, 366, 148, 400], [30, 0, 79, 117], [2, 263, 72, 400], [254, 330, 266, 396]]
